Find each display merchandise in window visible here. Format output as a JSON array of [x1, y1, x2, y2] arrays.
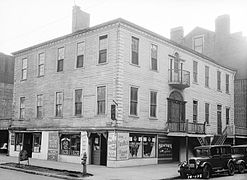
[[129, 134, 142, 158], [60, 133, 80, 156], [143, 135, 156, 157], [15, 133, 23, 151], [33, 133, 41, 153]]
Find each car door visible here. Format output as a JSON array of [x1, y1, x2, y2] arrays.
[[210, 147, 221, 169]]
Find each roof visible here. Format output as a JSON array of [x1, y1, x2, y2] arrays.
[[12, 18, 236, 72]]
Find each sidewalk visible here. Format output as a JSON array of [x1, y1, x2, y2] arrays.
[[0, 154, 179, 180]]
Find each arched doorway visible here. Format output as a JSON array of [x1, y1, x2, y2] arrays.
[[167, 91, 186, 124]]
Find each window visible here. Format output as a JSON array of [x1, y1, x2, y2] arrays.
[[226, 74, 229, 93], [75, 89, 82, 116], [76, 42, 85, 68], [20, 97, 25, 119], [205, 103, 209, 124], [129, 134, 142, 158], [193, 36, 203, 53], [55, 92, 63, 117], [57, 47, 64, 72], [150, 91, 157, 118], [205, 66, 209, 87], [38, 53, 45, 76], [193, 61, 198, 83], [21, 58, 27, 80], [143, 135, 156, 158], [15, 133, 23, 151], [60, 133, 80, 156], [193, 100, 198, 123], [130, 87, 138, 116], [97, 86, 106, 115], [151, 44, 158, 70], [131, 37, 139, 65], [37, 94, 43, 118], [33, 133, 42, 153], [226, 108, 230, 125], [217, 71, 221, 91], [99, 35, 108, 64]]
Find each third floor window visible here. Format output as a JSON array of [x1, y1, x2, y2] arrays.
[[38, 53, 45, 76], [76, 42, 85, 68], [99, 35, 108, 64], [217, 71, 221, 91], [37, 94, 43, 118], [205, 66, 209, 87], [193, 61, 198, 83], [57, 47, 64, 72], [131, 36, 139, 65], [151, 44, 158, 71], [75, 89, 82, 116], [56, 92, 63, 117], [226, 74, 229, 94], [21, 58, 27, 80]]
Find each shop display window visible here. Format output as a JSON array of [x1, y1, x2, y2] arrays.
[[15, 133, 23, 151], [60, 133, 80, 156], [33, 133, 41, 153]]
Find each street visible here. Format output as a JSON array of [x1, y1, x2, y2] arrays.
[[0, 168, 59, 180], [176, 173, 247, 180]]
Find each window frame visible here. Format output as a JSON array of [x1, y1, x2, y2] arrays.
[[33, 133, 42, 153], [97, 86, 106, 115], [150, 91, 157, 118], [98, 35, 108, 64], [217, 71, 221, 91], [37, 94, 43, 119], [38, 53, 45, 77], [55, 92, 63, 117], [193, 35, 204, 53], [205, 103, 209, 124], [60, 133, 81, 156], [15, 133, 23, 151], [150, 44, 158, 71], [226, 107, 230, 125], [205, 65, 209, 88], [20, 97, 25, 119], [193, 100, 198, 123], [21, 58, 27, 80], [226, 74, 230, 94], [57, 47, 64, 72], [130, 86, 139, 116], [76, 42, 85, 68], [193, 61, 198, 83], [131, 36, 139, 66], [75, 89, 83, 116]]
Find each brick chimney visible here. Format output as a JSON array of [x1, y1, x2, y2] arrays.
[[72, 5, 90, 33], [170, 26, 184, 44], [215, 14, 230, 36]]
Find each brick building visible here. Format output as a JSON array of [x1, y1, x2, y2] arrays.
[[9, 6, 235, 167], [0, 52, 14, 153], [170, 15, 247, 144]]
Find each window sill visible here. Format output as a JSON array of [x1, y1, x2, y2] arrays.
[[217, 90, 222, 93], [150, 69, 159, 73], [20, 79, 27, 82], [75, 66, 85, 70], [149, 117, 158, 120], [192, 81, 198, 85], [129, 62, 140, 68], [96, 114, 107, 117], [54, 116, 63, 119], [226, 92, 230, 95], [205, 86, 210, 89], [37, 75, 44, 78], [129, 115, 139, 119], [74, 115, 83, 118], [97, 62, 108, 66]]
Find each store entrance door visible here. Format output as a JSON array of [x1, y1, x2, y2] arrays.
[[23, 133, 33, 158], [91, 133, 107, 166]]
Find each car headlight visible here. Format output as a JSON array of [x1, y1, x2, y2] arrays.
[[196, 160, 201, 167], [179, 161, 188, 167]]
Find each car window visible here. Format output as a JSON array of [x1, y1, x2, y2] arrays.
[[211, 147, 220, 156]]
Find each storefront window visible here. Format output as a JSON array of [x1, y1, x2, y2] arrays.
[[143, 135, 155, 158], [33, 133, 41, 153], [60, 133, 80, 156], [158, 138, 173, 160], [129, 134, 142, 158], [15, 133, 23, 151]]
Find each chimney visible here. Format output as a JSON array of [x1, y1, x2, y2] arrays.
[[72, 5, 90, 33], [170, 26, 184, 44], [215, 14, 230, 36]]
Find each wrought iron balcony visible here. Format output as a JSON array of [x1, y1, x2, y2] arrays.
[[168, 69, 190, 89], [167, 121, 205, 134]]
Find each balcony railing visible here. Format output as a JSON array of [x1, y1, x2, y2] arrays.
[[235, 126, 247, 136], [167, 121, 205, 134], [168, 69, 190, 89]]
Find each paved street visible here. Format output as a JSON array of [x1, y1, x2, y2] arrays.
[[0, 168, 59, 180], [175, 173, 247, 180]]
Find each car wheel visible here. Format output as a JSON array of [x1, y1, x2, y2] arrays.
[[228, 162, 235, 176], [202, 165, 211, 179], [180, 171, 187, 179], [238, 163, 245, 174]]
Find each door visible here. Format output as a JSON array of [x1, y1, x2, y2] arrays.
[[217, 105, 222, 134], [91, 133, 107, 166], [23, 133, 33, 158]]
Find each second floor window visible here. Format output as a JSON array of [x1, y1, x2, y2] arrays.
[[22, 58, 27, 80], [56, 92, 63, 117], [205, 103, 209, 124], [193, 61, 198, 83], [97, 86, 106, 114], [75, 89, 82, 116], [193, 36, 203, 53], [193, 100, 198, 123], [37, 94, 43, 118], [76, 42, 85, 68], [217, 71, 221, 91], [150, 91, 157, 118], [131, 37, 139, 65], [38, 53, 45, 76], [20, 97, 25, 119], [130, 87, 138, 116], [205, 66, 209, 87], [57, 47, 64, 72], [151, 44, 158, 70], [99, 35, 108, 64], [226, 108, 230, 125], [226, 74, 229, 93]]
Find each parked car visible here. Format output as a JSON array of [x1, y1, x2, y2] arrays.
[[232, 145, 247, 173], [178, 145, 235, 179]]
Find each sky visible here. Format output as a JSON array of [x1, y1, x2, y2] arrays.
[[0, 0, 247, 55]]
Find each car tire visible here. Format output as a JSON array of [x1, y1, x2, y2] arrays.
[[228, 162, 235, 176], [238, 163, 245, 174], [202, 165, 211, 179], [180, 171, 187, 179]]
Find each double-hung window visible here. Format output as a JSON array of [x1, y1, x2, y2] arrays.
[[226, 74, 229, 93], [37, 94, 43, 118], [205, 66, 209, 87], [21, 58, 27, 80], [151, 44, 158, 70], [97, 86, 106, 114], [193, 36, 203, 53], [217, 71, 221, 91], [193, 100, 198, 123], [150, 91, 157, 118], [226, 108, 230, 125], [205, 103, 209, 124], [20, 97, 25, 119], [131, 37, 139, 65], [56, 92, 63, 117], [99, 35, 108, 64], [75, 89, 82, 116], [57, 47, 64, 72], [38, 53, 45, 76], [130, 87, 138, 116], [76, 42, 85, 68], [193, 61, 198, 83]]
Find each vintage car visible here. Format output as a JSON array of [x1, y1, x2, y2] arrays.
[[232, 145, 247, 173], [178, 145, 235, 179]]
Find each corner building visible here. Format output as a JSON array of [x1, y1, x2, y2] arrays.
[[9, 7, 235, 167]]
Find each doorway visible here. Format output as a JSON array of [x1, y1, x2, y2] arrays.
[[23, 133, 33, 158], [90, 133, 107, 166]]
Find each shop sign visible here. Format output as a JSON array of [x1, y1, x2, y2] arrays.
[[81, 132, 87, 154], [47, 150, 58, 161], [158, 138, 172, 159], [11, 133, 15, 145], [47, 132, 59, 161], [117, 132, 129, 160], [107, 132, 116, 160]]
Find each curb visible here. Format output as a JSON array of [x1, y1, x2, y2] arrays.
[[160, 175, 180, 180], [0, 164, 84, 180]]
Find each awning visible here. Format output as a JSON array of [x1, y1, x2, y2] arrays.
[[235, 135, 247, 139], [167, 132, 213, 138]]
